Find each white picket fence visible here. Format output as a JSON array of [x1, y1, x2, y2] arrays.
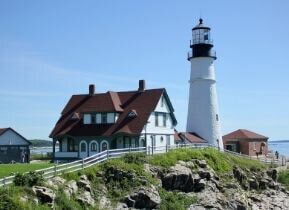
[[0, 144, 286, 187]]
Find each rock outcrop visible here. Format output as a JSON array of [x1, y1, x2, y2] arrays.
[[124, 185, 161, 209], [32, 186, 55, 207]]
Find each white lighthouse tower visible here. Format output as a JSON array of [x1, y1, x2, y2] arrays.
[[186, 19, 223, 149]]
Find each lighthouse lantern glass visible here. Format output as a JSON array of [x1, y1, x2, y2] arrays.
[[192, 28, 211, 44]]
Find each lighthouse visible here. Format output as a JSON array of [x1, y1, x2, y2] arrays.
[[186, 19, 223, 149]]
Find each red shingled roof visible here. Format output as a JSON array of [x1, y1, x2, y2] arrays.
[[174, 129, 206, 144], [50, 88, 177, 138], [223, 129, 268, 140]]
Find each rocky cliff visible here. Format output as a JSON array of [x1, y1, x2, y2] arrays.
[[0, 148, 288, 210]]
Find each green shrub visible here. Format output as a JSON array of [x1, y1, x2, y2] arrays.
[[159, 189, 197, 210], [278, 170, 289, 190], [13, 171, 44, 187]]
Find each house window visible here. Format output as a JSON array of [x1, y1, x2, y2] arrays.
[[163, 113, 167, 127], [155, 113, 159, 127], [131, 138, 136, 148], [101, 141, 108, 151], [91, 114, 96, 124], [101, 113, 107, 124], [140, 138, 146, 147], [124, 137, 130, 148], [83, 114, 91, 124], [166, 135, 170, 145], [160, 136, 164, 143], [80, 142, 86, 152], [91, 142, 97, 152], [107, 113, 114, 123], [68, 138, 78, 152], [96, 113, 101, 124]]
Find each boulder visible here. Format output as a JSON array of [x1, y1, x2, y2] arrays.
[[32, 186, 55, 206], [76, 191, 95, 207], [64, 180, 78, 198], [248, 178, 259, 190], [194, 179, 206, 192], [162, 164, 194, 192], [46, 176, 66, 190], [198, 168, 213, 180], [124, 186, 161, 209], [77, 175, 92, 193]]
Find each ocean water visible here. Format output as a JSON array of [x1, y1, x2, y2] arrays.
[[30, 147, 54, 154], [268, 141, 289, 157]]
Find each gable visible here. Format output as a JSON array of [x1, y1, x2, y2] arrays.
[[0, 129, 30, 146], [153, 91, 177, 126]]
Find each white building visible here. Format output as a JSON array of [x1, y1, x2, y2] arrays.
[[50, 80, 177, 161], [186, 19, 223, 149]]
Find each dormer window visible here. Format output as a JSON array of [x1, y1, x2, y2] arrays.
[[83, 114, 91, 124], [83, 112, 119, 124]]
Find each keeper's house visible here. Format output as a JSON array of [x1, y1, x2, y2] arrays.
[[0, 128, 31, 163], [223, 129, 268, 156], [50, 80, 177, 161]]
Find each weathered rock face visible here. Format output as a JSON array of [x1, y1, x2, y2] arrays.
[[124, 186, 161, 209], [64, 180, 78, 199], [77, 175, 92, 193], [267, 169, 278, 181], [46, 176, 66, 190], [76, 191, 95, 207], [162, 164, 194, 192], [106, 167, 135, 183], [32, 186, 55, 206]]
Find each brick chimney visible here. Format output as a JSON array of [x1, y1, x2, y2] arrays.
[[138, 80, 145, 92], [89, 84, 95, 96]]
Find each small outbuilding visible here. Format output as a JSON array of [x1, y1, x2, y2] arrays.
[[223, 129, 268, 157], [0, 128, 31, 163]]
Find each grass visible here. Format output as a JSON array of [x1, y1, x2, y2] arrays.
[[278, 170, 289, 190], [149, 148, 266, 173], [0, 163, 53, 178]]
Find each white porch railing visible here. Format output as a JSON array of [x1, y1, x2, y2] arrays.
[[0, 144, 286, 187]]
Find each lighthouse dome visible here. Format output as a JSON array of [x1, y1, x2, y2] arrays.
[[192, 18, 210, 30]]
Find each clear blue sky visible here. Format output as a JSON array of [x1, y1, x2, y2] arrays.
[[0, 0, 288, 140]]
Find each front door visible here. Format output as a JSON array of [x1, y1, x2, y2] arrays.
[[79, 141, 88, 158]]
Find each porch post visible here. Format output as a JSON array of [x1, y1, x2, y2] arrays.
[[53, 139, 56, 162]]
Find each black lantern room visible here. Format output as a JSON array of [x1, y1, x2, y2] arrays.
[[188, 19, 216, 60]]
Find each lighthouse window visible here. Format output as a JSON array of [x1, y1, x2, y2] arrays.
[[216, 114, 219, 121]]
